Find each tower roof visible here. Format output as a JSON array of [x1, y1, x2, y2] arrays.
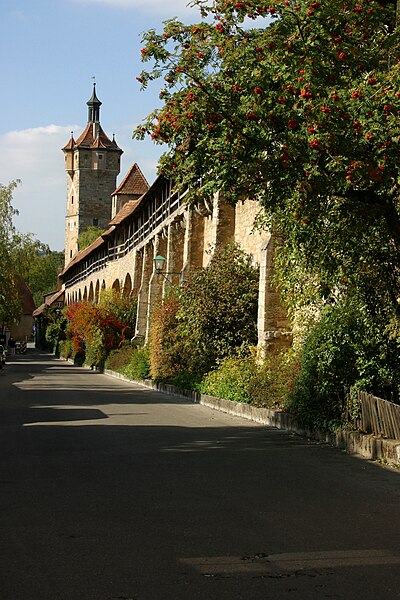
[[62, 132, 76, 151], [87, 83, 102, 109], [62, 84, 122, 153], [72, 123, 121, 151], [87, 82, 102, 123], [112, 163, 149, 196]]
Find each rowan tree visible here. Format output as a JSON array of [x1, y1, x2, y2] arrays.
[[135, 0, 400, 313]]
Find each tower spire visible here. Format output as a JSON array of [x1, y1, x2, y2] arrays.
[[87, 82, 102, 123]]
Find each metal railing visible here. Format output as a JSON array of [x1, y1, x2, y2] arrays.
[[64, 183, 188, 289]]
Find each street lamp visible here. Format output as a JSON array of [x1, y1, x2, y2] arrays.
[[153, 255, 181, 283], [154, 255, 167, 274]]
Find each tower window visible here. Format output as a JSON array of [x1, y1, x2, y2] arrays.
[[71, 196, 74, 204], [98, 154, 103, 160]]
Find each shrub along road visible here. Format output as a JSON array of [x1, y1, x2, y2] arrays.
[[0, 349, 400, 600]]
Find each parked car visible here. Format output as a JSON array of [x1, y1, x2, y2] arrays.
[[0, 345, 6, 368]]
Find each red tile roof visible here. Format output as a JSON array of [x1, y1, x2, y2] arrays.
[[64, 123, 121, 151], [109, 197, 143, 225], [113, 163, 149, 196], [61, 233, 110, 275], [62, 134, 76, 151], [33, 288, 65, 317]]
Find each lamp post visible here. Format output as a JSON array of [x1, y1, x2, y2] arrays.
[[153, 255, 181, 283]]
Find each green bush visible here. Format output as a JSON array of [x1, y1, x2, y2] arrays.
[[59, 339, 74, 359], [148, 243, 260, 381], [198, 348, 298, 408], [121, 346, 150, 380], [178, 243, 260, 375], [105, 343, 136, 373], [249, 348, 300, 409], [199, 355, 257, 403], [287, 298, 400, 431], [84, 326, 107, 368]]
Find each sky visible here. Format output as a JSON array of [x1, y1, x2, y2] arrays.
[[0, 0, 202, 251]]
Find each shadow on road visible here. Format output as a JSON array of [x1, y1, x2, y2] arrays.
[[1, 350, 400, 600]]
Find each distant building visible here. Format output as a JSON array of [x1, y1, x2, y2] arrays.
[[32, 288, 65, 349], [62, 84, 123, 266]]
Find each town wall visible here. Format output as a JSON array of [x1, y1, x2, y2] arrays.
[[61, 184, 291, 353]]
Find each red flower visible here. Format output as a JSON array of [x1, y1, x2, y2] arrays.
[[287, 119, 299, 129], [309, 139, 320, 150], [321, 106, 330, 113], [246, 111, 259, 120], [351, 91, 361, 98], [368, 77, 377, 85], [253, 87, 263, 94]]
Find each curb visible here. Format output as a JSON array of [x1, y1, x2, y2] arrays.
[[102, 369, 400, 468]]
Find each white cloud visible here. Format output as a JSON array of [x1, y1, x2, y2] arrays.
[[0, 125, 78, 251], [0, 124, 164, 252]]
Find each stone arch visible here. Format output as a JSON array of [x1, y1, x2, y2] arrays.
[[112, 279, 121, 294], [78, 289, 82, 302], [123, 273, 132, 296], [101, 280, 106, 291], [83, 286, 88, 301], [88, 282, 94, 302]]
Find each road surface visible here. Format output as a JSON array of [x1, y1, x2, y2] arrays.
[[0, 349, 399, 600]]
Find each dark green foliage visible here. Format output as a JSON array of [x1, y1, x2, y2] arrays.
[[178, 243, 260, 375], [77, 226, 104, 251], [199, 356, 257, 403], [105, 343, 136, 373], [199, 349, 299, 407], [105, 343, 150, 380], [149, 243, 259, 380], [25, 250, 64, 307], [121, 346, 150, 380], [288, 298, 400, 431]]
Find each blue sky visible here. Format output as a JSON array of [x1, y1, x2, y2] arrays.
[[0, 0, 200, 251]]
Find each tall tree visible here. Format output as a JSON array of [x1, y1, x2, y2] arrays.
[[0, 181, 22, 326], [11, 234, 64, 307], [77, 226, 104, 251], [135, 0, 400, 314]]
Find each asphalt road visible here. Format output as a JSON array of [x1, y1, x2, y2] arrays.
[[0, 349, 399, 600]]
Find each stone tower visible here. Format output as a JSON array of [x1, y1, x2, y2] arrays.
[[62, 84, 123, 266]]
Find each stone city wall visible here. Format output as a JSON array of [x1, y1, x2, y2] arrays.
[[62, 188, 291, 353]]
